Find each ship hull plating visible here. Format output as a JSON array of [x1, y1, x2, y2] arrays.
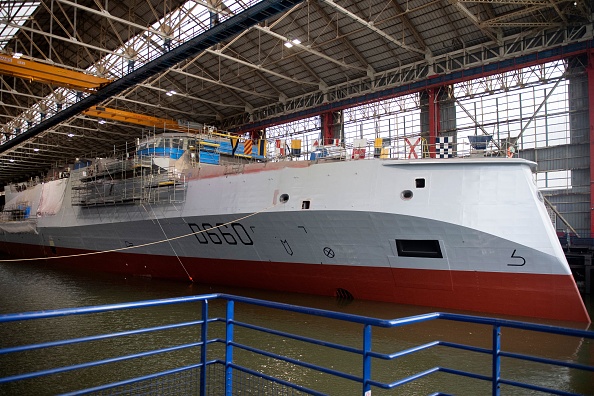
[[0, 240, 586, 323], [0, 158, 589, 322]]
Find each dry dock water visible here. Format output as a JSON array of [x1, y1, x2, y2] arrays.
[[0, 260, 592, 395]]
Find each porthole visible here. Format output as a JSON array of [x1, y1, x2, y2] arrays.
[[401, 190, 413, 200], [415, 178, 425, 188], [279, 193, 289, 203], [302, 200, 310, 209]]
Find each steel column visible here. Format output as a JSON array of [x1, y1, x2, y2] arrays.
[[586, 51, 594, 237], [321, 111, 334, 144], [428, 88, 438, 158]]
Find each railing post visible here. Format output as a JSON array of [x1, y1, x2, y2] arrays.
[[200, 299, 208, 396], [492, 325, 501, 396], [225, 299, 235, 396], [362, 324, 372, 396]]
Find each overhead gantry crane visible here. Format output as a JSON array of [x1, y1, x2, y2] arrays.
[[0, 55, 111, 92], [83, 106, 267, 158], [82, 106, 183, 130]]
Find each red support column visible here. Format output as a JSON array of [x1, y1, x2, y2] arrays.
[[321, 111, 334, 144], [588, 51, 594, 237], [249, 129, 262, 141], [427, 88, 439, 158]]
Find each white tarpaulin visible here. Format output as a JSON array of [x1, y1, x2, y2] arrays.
[[4, 185, 40, 210], [0, 220, 37, 234], [37, 179, 68, 216]]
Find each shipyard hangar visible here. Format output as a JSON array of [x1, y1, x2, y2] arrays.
[[1, 0, 594, 293]]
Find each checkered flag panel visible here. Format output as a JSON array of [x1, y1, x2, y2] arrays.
[[436, 136, 452, 158]]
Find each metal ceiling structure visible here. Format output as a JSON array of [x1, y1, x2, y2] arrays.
[[0, 0, 592, 183]]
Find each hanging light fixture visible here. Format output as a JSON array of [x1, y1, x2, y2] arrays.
[[284, 37, 301, 48]]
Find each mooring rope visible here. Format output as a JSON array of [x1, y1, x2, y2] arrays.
[[146, 203, 194, 282], [0, 203, 275, 263]]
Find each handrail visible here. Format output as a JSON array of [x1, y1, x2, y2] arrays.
[[0, 294, 219, 322], [0, 293, 592, 395]]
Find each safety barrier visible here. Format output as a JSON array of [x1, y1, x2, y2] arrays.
[[0, 294, 592, 395]]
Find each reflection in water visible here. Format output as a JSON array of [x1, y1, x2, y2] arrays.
[[0, 261, 592, 395]]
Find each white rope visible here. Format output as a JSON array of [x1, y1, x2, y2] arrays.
[[147, 203, 193, 281], [0, 204, 275, 262]]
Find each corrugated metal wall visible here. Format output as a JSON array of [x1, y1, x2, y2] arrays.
[[520, 57, 590, 236]]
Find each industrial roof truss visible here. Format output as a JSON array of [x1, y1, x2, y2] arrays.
[[0, 0, 591, 182]]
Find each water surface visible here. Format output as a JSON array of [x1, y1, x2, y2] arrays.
[[0, 261, 592, 395]]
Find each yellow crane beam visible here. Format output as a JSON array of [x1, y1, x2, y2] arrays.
[[84, 107, 245, 143], [83, 106, 181, 130], [0, 55, 111, 92]]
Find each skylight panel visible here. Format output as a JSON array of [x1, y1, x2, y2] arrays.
[[0, 1, 41, 50]]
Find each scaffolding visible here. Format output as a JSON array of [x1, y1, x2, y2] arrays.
[[70, 154, 187, 207]]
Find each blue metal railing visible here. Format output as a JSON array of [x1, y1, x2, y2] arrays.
[[0, 293, 592, 395]]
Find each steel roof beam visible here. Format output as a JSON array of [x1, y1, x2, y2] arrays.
[[68, 116, 148, 131], [50, 123, 138, 142], [309, 0, 369, 72], [13, 148, 66, 159], [388, 0, 428, 54], [0, 103, 32, 112], [204, 48, 318, 86], [100, 2, 302, 125], [170, 67, 278, 99], [481, 5, 549, 26], [56, 0, 166, 39], [253, 25, 367, 72], [439, 0, 465, 47], [458, 0, 548, 4], [293, 56, 323, 85], [448, 0, 501, 44], [116, 2, 306, 112], [320, 0, 427, 56], [0, 157, 52, 166], [487, 22, 563, 28], [0, 87, 54, 102], [136, 82, 246, 108], [227, 36, 593, 131], [165, 67, 250, 110], [3, 21, 126, 58], [253, 70, 284, 97], [548, 0, 567, 23], [109, 95, 208, 117], [0, 0, 306, 154]]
